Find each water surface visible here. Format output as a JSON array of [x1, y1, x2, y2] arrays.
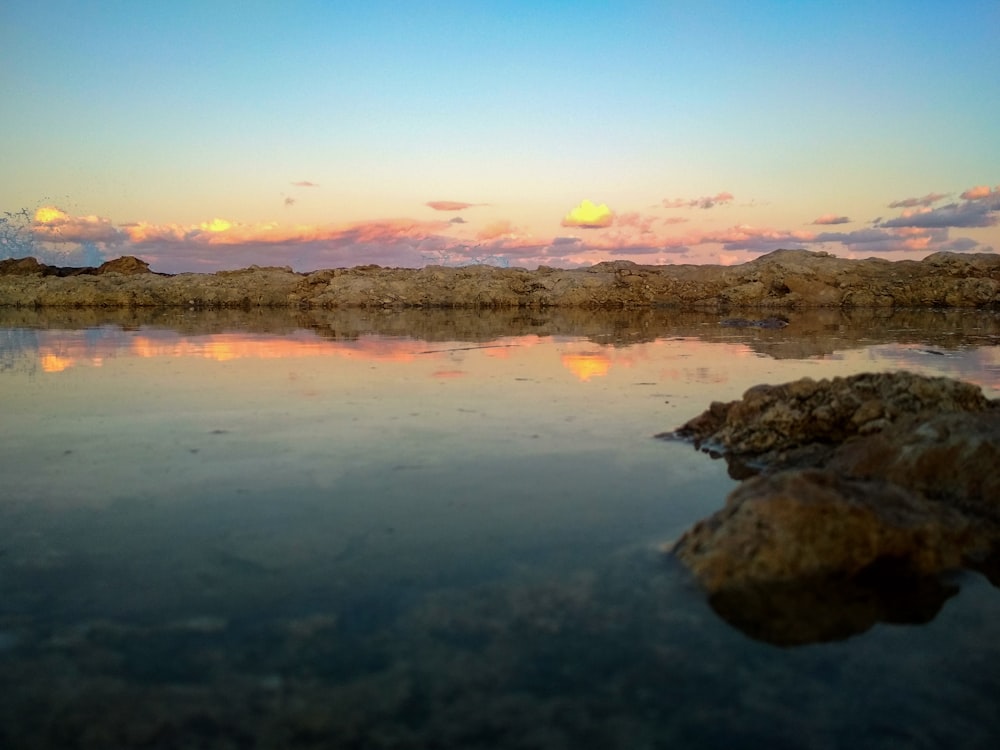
[[1, 307, 998, 748]]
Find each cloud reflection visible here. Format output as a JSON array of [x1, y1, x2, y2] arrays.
[[561, 352, 611, 381], [19, 325, 1000, 396]]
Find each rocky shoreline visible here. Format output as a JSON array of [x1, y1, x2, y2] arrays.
[[2, 248, 999, 308], [664, 371, 1000, 645]]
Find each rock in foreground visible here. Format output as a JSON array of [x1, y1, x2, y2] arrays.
[[669, 371, 996, 476], [665, 371, 1000, 645]]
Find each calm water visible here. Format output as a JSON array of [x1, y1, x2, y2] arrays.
[[1, 307, 999, 749]]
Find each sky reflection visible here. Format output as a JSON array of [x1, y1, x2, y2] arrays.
[[12, 324, 999, 395]]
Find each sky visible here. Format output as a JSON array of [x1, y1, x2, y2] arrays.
[[2, 0, 999, 273]]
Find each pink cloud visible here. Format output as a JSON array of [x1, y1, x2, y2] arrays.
[[961, 185, 995, 200], [426, 201, 481, 211], [20, 182, 995, 274], [812, 214, 851, 225], [811, 226, 967, 254], [614, 212, 657, 233], [880, 191, 1000, 229], [87, 210, 998, 272], [290, 181, 319, 187], [476, 219, 519, 241], [32, 206, 125, 245], [118, 217, 456, 272], [120, 222, 189, 244]]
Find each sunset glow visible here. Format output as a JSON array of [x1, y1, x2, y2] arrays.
[[1, 2, 997, 272]]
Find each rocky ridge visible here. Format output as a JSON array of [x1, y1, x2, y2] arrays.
[[665, 371, 1000, 645], [2, 248, 999, 308]]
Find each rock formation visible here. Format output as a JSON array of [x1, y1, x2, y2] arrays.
[[664, 371, 1000, 645], [2, 248, 999, 308]]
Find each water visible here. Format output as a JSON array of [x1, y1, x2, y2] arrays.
[[1, 307, 998, 748]]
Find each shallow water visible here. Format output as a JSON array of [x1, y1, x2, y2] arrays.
[[1, 307, 998, 748]]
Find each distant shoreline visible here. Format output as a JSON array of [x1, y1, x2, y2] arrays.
[[2, 249, 998, 309]]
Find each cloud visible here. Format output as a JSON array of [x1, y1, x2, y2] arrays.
[[290, 181, 319, 188], [812, 228, 885, 244], [888, 192, 948, 208], [22, 182, 996, 274], [121, 216, 454, 272], [426, 201, 481, 211], [614, 212, 657, 233], [961, 185, 998, 200], [32, 206, 126, 245], [706, 225, 814, 253], [811, 226, 977, 254], [561, 199, 614, 229], [879, 192, 1000, 229], [477, 219, 519, 241], [119, 221, 189, 244], [812, 214, 850, 225], [662, 192, 735, 210], [937, 237, 982, 253], [200, 218, 233, 233], [284, 197, 296, 207], [700, 191, 734, 209]]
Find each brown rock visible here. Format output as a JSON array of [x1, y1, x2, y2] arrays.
[[667, 371, 996, 473], [672, 467, 993, 646], [666, 371, 1000, 644], [830, 411, 1000, 520], [0, 257, 47, 276], [673, 469, 985, 591], [3, 248, 1000, 308], [95, 256, 151, 275]]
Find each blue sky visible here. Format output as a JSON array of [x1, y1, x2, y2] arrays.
[[2, 0, 998, 272]]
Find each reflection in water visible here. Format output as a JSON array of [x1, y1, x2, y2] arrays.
[[561, 352, 611, 381], [4, 307, 1000, 392], [1, 308, 999, 747], [709, 568, 962, 647]]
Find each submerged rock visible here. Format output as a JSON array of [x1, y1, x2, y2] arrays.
[[665, 371, 1000, 645]]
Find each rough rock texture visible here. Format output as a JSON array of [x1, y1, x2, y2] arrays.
[[677, 469, 991, 589], [0, 261, 302, 308], [828, 411, 1000, 518], [670, 371, 996, 475], [666, 371, 1000, 645], [2, 248, 999, 308]]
